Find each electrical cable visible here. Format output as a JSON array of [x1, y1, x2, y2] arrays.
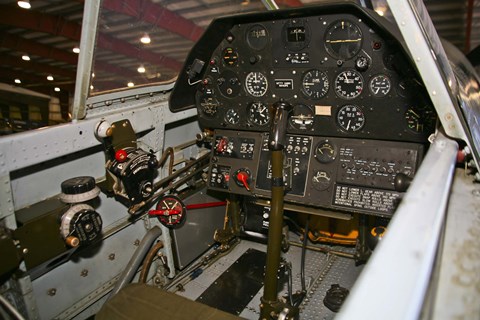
[[139, 240, 164, 283], [0, 294, 26, 320]]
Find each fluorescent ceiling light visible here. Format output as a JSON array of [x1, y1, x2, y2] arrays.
[[127, 82, 134, 87], [17, 0, 31, 9], [137, 65, 146, 73], [14, 79, 21, 84], [140, 33, 151, 44], [47, 75, 54, 81], [22, 54, 30, 61], [54, 87, 61, 92], [73, 46, 80, 54]]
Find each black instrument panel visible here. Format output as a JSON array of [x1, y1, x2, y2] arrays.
[[170, 3, 437, 216], [176, 7, 436, 143]]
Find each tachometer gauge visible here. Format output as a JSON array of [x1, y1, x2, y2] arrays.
[[289, 104, 314, 130], [335, 70, 363, 99], [248, 102, 270, 126], [225, 108, 240, 124], [314, 140, 336, 163], [149, 195, 186, 228], [246, 24, 269, 50], [325, 20, 363, 60], [245, 72, 268, 97], [301, 69, 329, 99], [223, 47, 238, 66], [369, 74, 391, 97], [337, 105, 365, 132], [404, 106, 437, 133]]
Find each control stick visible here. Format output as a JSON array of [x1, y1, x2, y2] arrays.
[[261, 100, 297, 319]]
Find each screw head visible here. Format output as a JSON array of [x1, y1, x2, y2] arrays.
[[109, 253, 116, 260]]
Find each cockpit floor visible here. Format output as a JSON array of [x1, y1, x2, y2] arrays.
[[173, 235, 362, 319]]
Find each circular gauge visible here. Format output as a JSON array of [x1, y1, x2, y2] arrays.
[[223, 47, 238, 66], [314, 140, 336, 163], [217, 70, 241, 98], [312, 170, 332, 191], [404, 106, 437, 133], [199, 94, 220, 116], [282, 19, 310, 51], [301, 70, 329, 99], [246, 24, 269, 50], [289, 104, 314, 130], [337, 105, 365, 132], [248, 102, 270, 126], [225, 108, 240, 124], [150, 195, 186, 228], [245, 72, 268, 97], [325, 20, 363, 60], [335, 70, 364, 99], [369, 75, 391, 97]]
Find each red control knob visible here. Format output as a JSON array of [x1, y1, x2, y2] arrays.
[[115, 149, 128, 162], [236, 171, 251, 191]]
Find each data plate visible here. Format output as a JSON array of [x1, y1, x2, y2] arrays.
[[332, 184, 401, 215]]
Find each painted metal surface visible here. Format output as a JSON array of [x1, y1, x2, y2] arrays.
[[432, 169, 480, 319], [336, 133, 458, 320]]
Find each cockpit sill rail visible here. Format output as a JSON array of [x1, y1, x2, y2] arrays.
[[337, 132, 458, 320]]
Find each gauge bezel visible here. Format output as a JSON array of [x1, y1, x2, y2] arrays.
[[245, 72, 268, 97], [334, 70, 364, 100], [324, 20, 363, 61], [247, 101, 270, 126], [246, 24, 269, 51], [225, 108, 240, 125], [222, 47, 239, 66], [369, 74, 391, 97], [282, 19, 311, 52], [336, 104, 365, 132], [301, 69, 329, 99], [314, 140, 337, 163]]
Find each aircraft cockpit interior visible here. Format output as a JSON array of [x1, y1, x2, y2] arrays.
[[0, 0, 479, 319]]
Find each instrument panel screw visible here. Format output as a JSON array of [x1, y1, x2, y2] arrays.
[[47, 288, 57, 296], [134, 239, 140, 246], [109, 253, 116, 260], [81, 269, 88, 277]]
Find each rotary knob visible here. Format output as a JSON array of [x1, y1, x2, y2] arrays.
[[60, 204, 103, 247]]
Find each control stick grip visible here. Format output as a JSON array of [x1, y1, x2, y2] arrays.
[[269, 100, 292, 151]]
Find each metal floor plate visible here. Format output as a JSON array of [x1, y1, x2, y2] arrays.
[[176, 235, 363, 320]]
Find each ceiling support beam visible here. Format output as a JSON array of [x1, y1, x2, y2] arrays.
[[0, 4, 182, 71], [1, 55, 77, 79], [101, 0, 205, 42]]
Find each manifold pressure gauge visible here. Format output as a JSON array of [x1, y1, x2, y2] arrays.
[[149, 195, 186, 228]]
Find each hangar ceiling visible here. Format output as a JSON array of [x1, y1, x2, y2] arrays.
[[0, 0, 478, 102]]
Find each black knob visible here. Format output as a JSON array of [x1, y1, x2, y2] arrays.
[[61, 176, 96, 195], [355, 56, 369, 71], [394, 173, 413, 192]]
